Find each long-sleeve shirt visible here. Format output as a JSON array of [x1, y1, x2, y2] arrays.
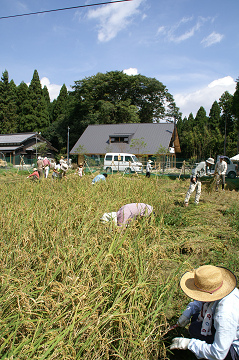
[[183, 288, 239, 360], [192, 161, 209, 178], [92, 174, 106, 184], [116, 203, 153, 227], [28, 170, 39, 179], [215, 160, 227, 175]]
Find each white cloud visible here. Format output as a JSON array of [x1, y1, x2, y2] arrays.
[[40, 77, 64, 101], [157, 16, 215, 44], [174, 76, 236, 118], [87, 0, 144, 42], [123, 68, 138, 76], [201, 31, 224, 47]]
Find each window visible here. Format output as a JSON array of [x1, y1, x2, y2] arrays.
[[109, 136, 129, 143], [125, 156, 132, 162], [105, 155, 112, 161]]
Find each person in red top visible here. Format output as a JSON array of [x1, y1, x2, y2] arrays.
[[27, 168, 39, 181]]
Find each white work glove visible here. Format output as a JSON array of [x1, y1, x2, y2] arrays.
[[170, 337, 191, 350], [177, 314, 190, 327]]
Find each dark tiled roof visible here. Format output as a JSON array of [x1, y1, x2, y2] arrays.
[[70, 123, 175, 155], [0, 133, 37, 144]]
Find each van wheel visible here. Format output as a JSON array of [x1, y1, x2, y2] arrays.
[[106, 167, 112, 174], [227, 171, 236, 179], [125, 167, 131, 174]]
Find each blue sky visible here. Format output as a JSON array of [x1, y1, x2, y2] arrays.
[[0, 0, 238, 118]]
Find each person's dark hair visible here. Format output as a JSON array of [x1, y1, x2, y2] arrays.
[[103, 173, 108, 178]]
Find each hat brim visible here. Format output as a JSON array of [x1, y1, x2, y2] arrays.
[[180, 266, 237, 302]]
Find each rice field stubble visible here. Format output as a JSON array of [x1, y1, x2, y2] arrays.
[[0, 172, 239, 359]]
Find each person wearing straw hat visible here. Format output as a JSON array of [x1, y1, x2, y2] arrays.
[[146, 159, 153, 178], [170, 265, 239, 360], [215, 156, 227, 191], [184, 157, 215, 207]]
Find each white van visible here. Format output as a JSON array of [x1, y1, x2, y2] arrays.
[[103, 153, 143, 173]]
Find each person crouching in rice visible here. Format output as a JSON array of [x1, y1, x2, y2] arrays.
[[101, 203, 153, 228]]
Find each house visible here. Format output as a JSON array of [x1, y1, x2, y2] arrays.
[[0, 132, 57, 165], [70, 123, 181, 166]]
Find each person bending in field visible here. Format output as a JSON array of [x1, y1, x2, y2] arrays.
[[170, 264, 239, 360], [92, 173, 107, 185], [184, 157, 214, 206], [27, 168, 39, 181], [101, 203, 153, 228]]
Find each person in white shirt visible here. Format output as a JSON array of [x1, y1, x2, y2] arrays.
[[146, 160, 153, 178], [170, 265, 239, 360], [215, 156, 227, 191], [184, 157, 214, 206]]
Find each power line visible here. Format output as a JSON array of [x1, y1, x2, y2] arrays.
[[0, 0, 133, 20]]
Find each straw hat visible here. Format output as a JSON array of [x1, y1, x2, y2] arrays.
[[206, 157, 214, 165], [180, 265, 236, 302]]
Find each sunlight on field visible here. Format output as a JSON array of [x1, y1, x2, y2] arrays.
[[0, 172, 239, 359]]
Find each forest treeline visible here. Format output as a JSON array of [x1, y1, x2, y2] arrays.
[[0, 69, 238, 159]]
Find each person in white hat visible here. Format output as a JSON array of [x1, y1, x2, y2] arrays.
[[27, 168, 39, 181], [215, 156, 227, 191], [146, 159, 153, 178], [184, 157, 215, 206], [170, 265, 239, 360]]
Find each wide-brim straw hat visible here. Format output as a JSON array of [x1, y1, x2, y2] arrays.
[[180, 265, 236, 302], [206, 157, 214, 165]]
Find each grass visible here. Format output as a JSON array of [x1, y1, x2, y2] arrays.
[[0, 170, 239, 359]]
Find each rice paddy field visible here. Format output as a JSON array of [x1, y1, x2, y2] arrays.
[[1, 169, 239, 360]]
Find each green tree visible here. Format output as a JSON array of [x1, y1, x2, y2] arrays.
[[219, 91, 234, 156], [27, 70, 50, 133], [208, 101, 223, 157], [16, 81, 31, 132], [0, 70, 18, 133], [232, 78, 239, 152], [71, 71, 180, 125], [130, 137, 147, 155]]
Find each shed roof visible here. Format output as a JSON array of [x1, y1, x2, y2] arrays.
[[70, 123, 180, 155]]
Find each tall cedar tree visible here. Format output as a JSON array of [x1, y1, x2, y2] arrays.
[[27, 70, 50, 133], [16, 81, 31, 132], [0, 70, 18, 133]]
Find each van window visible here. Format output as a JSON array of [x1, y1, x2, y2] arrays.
[[125, 156, 132, 162], [114, 155, 121, 161], [105, 155, 112, 161], [132, 155, 139, 162]]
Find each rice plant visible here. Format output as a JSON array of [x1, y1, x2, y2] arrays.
[[0, 171, 239, 359]]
